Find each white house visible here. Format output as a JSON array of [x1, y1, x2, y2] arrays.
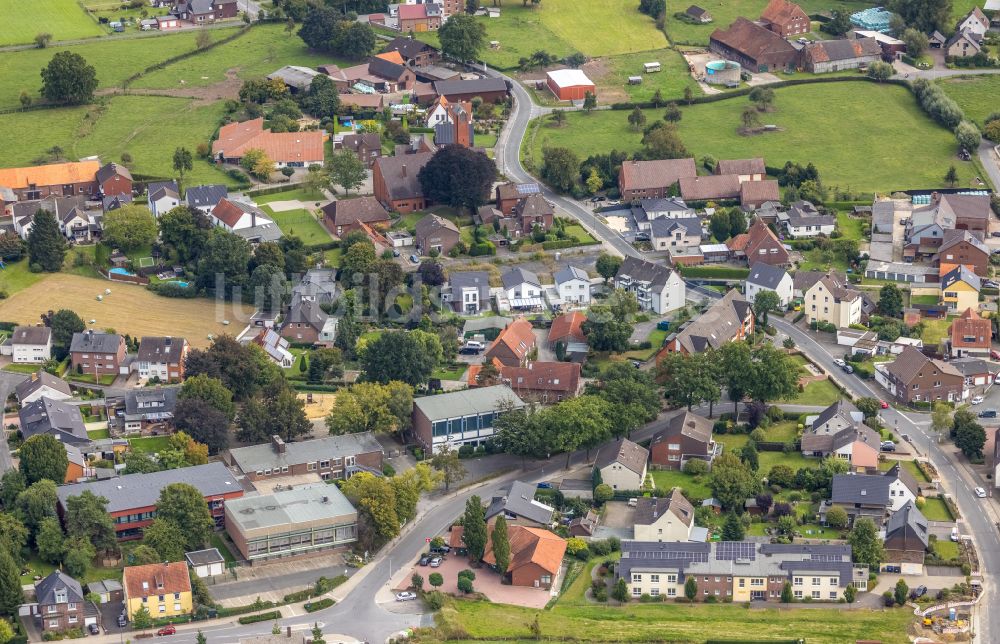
[[8, 326, 52, 364], [59, 208, 101, 243], [744, 262, 793, 307], [614, 256, 685, 315], [957, 7, 989, 37], [501, 267, 542, 304], [554, 266, 591, 305], [632, 490, 695, 542], [210, 198, 275, 232], [14, 372, 73, 405], [777, 201, 836, 238], [252, 329, 296, 369], [594, 437, 648, 491], [148, 183, 181, 218]]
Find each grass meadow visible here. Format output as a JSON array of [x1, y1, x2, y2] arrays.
[[937, 75, 1000, 127], [525, 82, 977, 194], [595, 49, 703, 104], [259, 206, 332, 246], [0, 0, 104, 46]]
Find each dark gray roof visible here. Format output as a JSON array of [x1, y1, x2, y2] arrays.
[[885, 500, 928, 550], [373, 152, 434, 201], [185, 184, 228, 209], [147, 180, 179, 197], [634, 489, 694, 527], [830, 473, 891, 506], [595, 437, 648, 476], [485, 480, 554, 525], [102, 194, 133, 212], [449, 271, 490, 301], [658, 411, 713, 445], [883, 462, 919, 497], [434, 120, 475, 146], [56, 462, 239, 514], [15, 371, 71, 401], [554, 266, 588, 285], [806, 37, 882, 62], [35, 571, 84, 606], [19, 397, 89, 446], [292, 269, 338, 303], [70, 331, 122, 355], [11, 325, 51, 346], [649, 217, 702, 239], [12, 195, 87, 226], [137, 336, 186, 365], [672, 289, 751, 354], [413, 385, 525, 422], [368, 56, 408, 81], [812, 399, 861, 433], [123, 387, 179, 421], [185, 548, 225, 567], [233, 222, 283, 243], [949, 358, 992, 377], [384, 36, 439, 61], [433, 77, 508, 97], [615, 256, 674, 290], [746, 262, 789, 290], [96, 162, 132, 186], [941, 264, 981, 292], [227, 432, 383, 474], [501, 267, 540, 290], [284, 299, 329, 331]]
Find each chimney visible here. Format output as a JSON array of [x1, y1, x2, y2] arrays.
[[401, 164, 407, 178], [271, 435, 286, 454], [931, 191, 940, 204]]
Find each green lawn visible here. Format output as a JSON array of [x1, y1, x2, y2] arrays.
[[561, 223, 598, 244], [920, 497, 954, 522], [937, 75, 1000, 127], [623, 327, 668, 361], [87, 428, 111, 440], [259, 206, 332, 245], [324, 248, 342, 267], [717, 433, 814, 471], [1, 363, 43, 374], [920, 317, 953, 346], [0, 28, 233, 111], [785, 378, 842, 406], [254, 188, 327, 206], [128, 435, 172, 454], [933, 539, 959, 560], [0, 0, 104, 46], [0, 259, 47, 296], [66, 373, 116, 385], [20, 556, 57, 586], [835, 211, 866, 241], [0, 95, 235, 186], [431, 364, 468, 381], [210, 533, 238, 564], [133, 23, 352, 90], [878, 459, 930, 483], [650, 468, 712, 498], [664, 0, 876, 46], [911, 294, 939, 306], [525, 82, 978, 194], [599, 49, 703, 104]]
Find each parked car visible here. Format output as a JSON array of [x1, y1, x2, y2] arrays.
[[627, 498, 638, 507], [910, 585, 927, 599], [117, 615, 127, 628], [992, 350, 1000, 360], [418, 555, 431, 566], [458, 346, 482, 355], [409, 254, 420, 264], [880, 441, 895, 452], [88, 624, 100, 635], [972, 395, 984, 405], [395, 591, 418, 602], [157, 626, 176, 636], [880, 400, 889, 409], [430, 545, 451, 555], [833, 359, 846, 368], [979, 409, 997, 419], [392, 249, 400, 257], [976, 487, 988, 498], [842, 364, 854, 374], [429, 557, 442, 567], [951, 526, 960, 542]]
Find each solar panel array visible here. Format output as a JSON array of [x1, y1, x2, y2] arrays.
[[516, 183, 540, 195], [631, 549, 709, 563], [809, 554, 845, 562], [716, 541, 756, 561]]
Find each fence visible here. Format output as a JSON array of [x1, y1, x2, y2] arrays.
[[100, 269, 150, 286]]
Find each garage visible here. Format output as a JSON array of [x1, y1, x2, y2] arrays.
[[545, 69, 596, 101]]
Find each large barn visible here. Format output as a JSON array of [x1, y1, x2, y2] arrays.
[[546, 69, 595, 101]]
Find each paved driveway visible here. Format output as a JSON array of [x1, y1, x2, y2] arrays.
[[400, 553, 552, 609]]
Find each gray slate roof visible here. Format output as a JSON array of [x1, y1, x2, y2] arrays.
[[501, 267, 540, 290], [185, 184, 228, 210], [941, 264, 981, 292], [227, 432, 383, 474], [449, 271, 491, 302], [11, 325, 51, 346], [123, 387, 179, 421], [831, 473, 891, 506], [56, 462, 239, 514], [284, 299, 329, 330], [137, 336, 186, 365], [615, 256, 674, 290], [553, 266, 588, 285], [746, 262, 789, 290], [35, 571, 84, 606], [70, 331, 122, 355], [15, 372, 72, 402], [373, 152, 434, 201], [432, 77, 508, 97], [19, 396, 89, 446], [885, 500, 928, 550], [413, 385, 525, 422], [485, 480, 554, 525], [634, 489, 694, 527], [649, 217, 702, 239], [595, 437, 648, 476]]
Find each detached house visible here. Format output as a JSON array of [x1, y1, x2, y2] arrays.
[[483, 525, 566, 589], [663, 289, 754, 354], [414, 213, 460, 255], [801, 400, 881, 470], [744, 262, 793, 307], [935, 229, 990, 277], [96, 162, 132, 197], [19, 397, 89, 447], [940, 265, 980, 313], [778, 201, 836, 238], [148, 181, 181, 218], [949, 308, 991, 358], [759, 0, 810, 36], [7, 325, 52, 363], [185, 184, 228, 214], [729, 218, 789, 266], [875, 346, 965, 403], [321, 196, 391, 238], [15, 372, 72, 405], [33, 571, 89, 633], [211, 118, 324, 168], [338, 133, 382, 167], [650, 217, 702, 253], [614, 256, 685, 315], [485, 480, 555, 528], [210, 198, 275, 233], [172, 0, 238, 22], [633, 489, 696, 541], [502, 267, 542, 305], [548, 311, 587, 354], [372, 152, 435, 213], [281, 299, 337, 346], [251, 328, 295, 368], [446, 271, 490, 314], [70, 331, 126, 377], [595, 438, 648, 491], [804, 273, 863, 328], [554, 266, 591, 304], [118, 387, 180, 434], [135, 336, 188, 382], [650, 411, 717, 470], [618, 159, 697, 202], [883, 500, 930, 575], [485, 318, 536, 367], [122, 562, 192, 621]]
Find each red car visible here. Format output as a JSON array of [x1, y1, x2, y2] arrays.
[[157, 626, 176, 636], [880, 400, 889, 409]]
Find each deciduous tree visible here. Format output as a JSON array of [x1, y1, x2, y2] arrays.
[[419, 146, 496, 212], [848, 517, 884, 570], [64, 490, 117, 554], [438, 13, 486, 61], [156, 483, 215, 550], [141, 519, 186, 562], [40, 51, 98, 104], [752, 290, 780, 327], [18, 435, 67, 486], [328, 149, 366, 195], [103, 204, 158, 251], [361, 332, 435, 386], [173, 147, 193, 183], [595, 253, 621, 283], [174, 399, 230, 454], [430, 445, 467, 491]]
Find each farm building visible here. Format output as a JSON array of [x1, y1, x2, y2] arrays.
[[546, 69, 595, 101]]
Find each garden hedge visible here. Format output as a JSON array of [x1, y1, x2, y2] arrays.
[[237, 611, 281, 625]]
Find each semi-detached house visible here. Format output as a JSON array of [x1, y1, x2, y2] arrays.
[[69, 331, 126, 377], [875, 345, 965, 404]]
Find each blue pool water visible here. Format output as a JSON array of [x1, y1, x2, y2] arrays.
[[109, 267, 135, 276], [167, 281, 190, 288]]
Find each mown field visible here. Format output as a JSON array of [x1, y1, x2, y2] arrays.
[[593, 49, 703, 104], [525, 81, 977, 193], [0, 95, 233, 186], [0, 0, 104, 46], [937, 74, 1000, 127]]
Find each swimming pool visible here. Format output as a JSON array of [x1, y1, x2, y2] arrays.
[[166, 281, 190, 288], [109, 267, 135, 276]]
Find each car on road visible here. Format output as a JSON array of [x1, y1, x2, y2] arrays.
[[395, 591, 418, 602], [972, 395, 984, 405], [976, 487, 988, 498], [118, 615, 127, 628], [833, 359, 846, 368], [992, 349, 1000, 360], [418, 555, 431, 566], [979, 409, 997, 419], [910, 585, 927, 599], [842, 364, 854, 374], [392, 249, 400, 257], [88, 624, 100, 635], [880, 400, 889, 409], [409, 254, 419, 264], [157, 626, 176, 636], [880, 441, 895, 452], [430, 557, 442, 567]]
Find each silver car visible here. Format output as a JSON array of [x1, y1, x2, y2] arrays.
[[395, 591, 417, 602], [429, 557, 442, 567]]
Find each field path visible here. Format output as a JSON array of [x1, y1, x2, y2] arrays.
[[97, 68, 243, 105]]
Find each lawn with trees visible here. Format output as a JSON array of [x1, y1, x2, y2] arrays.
[[525, 82, 979, 194], [937, 75, 1000, 128]]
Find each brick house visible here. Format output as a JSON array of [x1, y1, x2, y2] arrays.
[[0, 160, 100, 201], [96, 162, 133, 197], [383, 37, 441, 66], [467, 360, 582, 403], [759, 0, 810, 36], [618, 159, 698, 202], [172, 0, 238, 23], [650, 411, 717, 470], [321, 196, 391, 238], [398, 3, 441, 31], [484, 318, 536, 367], [483, 525, 566, 589], [34, 571, 87, 633], [513, 193, 554, 233], [225, 433, 384, 482], [709, 17, 801, 72], [662, 289, 754, 354], [495, 182, 541, 214], [372, 152, 434, 213], [935, 229, 990, 276], [414, 213, 460, 255], [338, 133, 383, 167], [875, 346, 965, 404], [135, 336, 188, 382], [949, 307, 992, 358], [729, 217, 789, 266], [883, 500, 929, 575], [69, 331, 126, 377], [280, 299, 337, 346]]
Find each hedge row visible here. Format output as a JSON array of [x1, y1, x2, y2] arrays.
[[680, 266, 749, 279], [304, 598, 335, 612], [541, 237, 599, 250], [237, 611, 282, 625], [245, 182, 317, 198]]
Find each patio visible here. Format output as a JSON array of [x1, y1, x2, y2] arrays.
[[400, 552, 555, 609]]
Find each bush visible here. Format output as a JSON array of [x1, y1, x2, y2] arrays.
[[683, 458, 708, 475], [594, 483, 614, 504], [303, 598, 334, 612], [424, 590, 445, 610], [238, 611, 282, 625]]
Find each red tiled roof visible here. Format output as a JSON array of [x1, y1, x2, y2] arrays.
[[619, 159, 697, 192], [483, 525, 567, 576], [468, 361, 581, 394], [486, 318, 536, 363], [679, 174, 740, 201], [760, 0, 809, 27], [212, 118, 324, 164], [548, 311, 586, 345], [727, 232, 750, 252], [0, 160, 100, 190], [740, 180, 780, 205], [710, 17, 799, 64], [398, 4, 427, 19], [211, 198, 245, 228], [123, 562, 191, 600], [744, 218, 788, 261], [950, 307, 991, 349]]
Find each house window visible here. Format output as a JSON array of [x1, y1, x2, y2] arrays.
[[793, 577, 803, 586], [632, 587, 642, 597], [667, 574, 677, 583], [667, 587, 676, 597], [632, 574, 641, 583], [49, 620, 59, 629], [307, 462, 317, 471], [794, 590, 803, 598], [650, 588, 659, 597], [830, 591, 838, 599], [174, 603, 181, 611], [812, 578, 821, 586], [650, 574, 659, 583], [159, 605, 166, 613], [811, 591, 821, 599]]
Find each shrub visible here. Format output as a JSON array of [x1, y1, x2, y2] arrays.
[[238, 611, 281, 625], [303, 598, 334, 612], [683, 459, 708, 475], [457, 577, 474, 594], [458, 569, 476, 581], [424, 591, 445, 610], [594, 483, 614, 504]]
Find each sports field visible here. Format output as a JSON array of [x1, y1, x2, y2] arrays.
[[0, 95, 234, 186], [0, 0, 104, 46], [938, 74, 1000, 127], [0, 274, 229, 348], [525, 81, 978, 193], [664, 0, 875, 45]]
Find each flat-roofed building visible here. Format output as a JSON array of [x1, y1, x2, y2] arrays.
[[413, 385, 525, 455], [224, 433, 384, 483]]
